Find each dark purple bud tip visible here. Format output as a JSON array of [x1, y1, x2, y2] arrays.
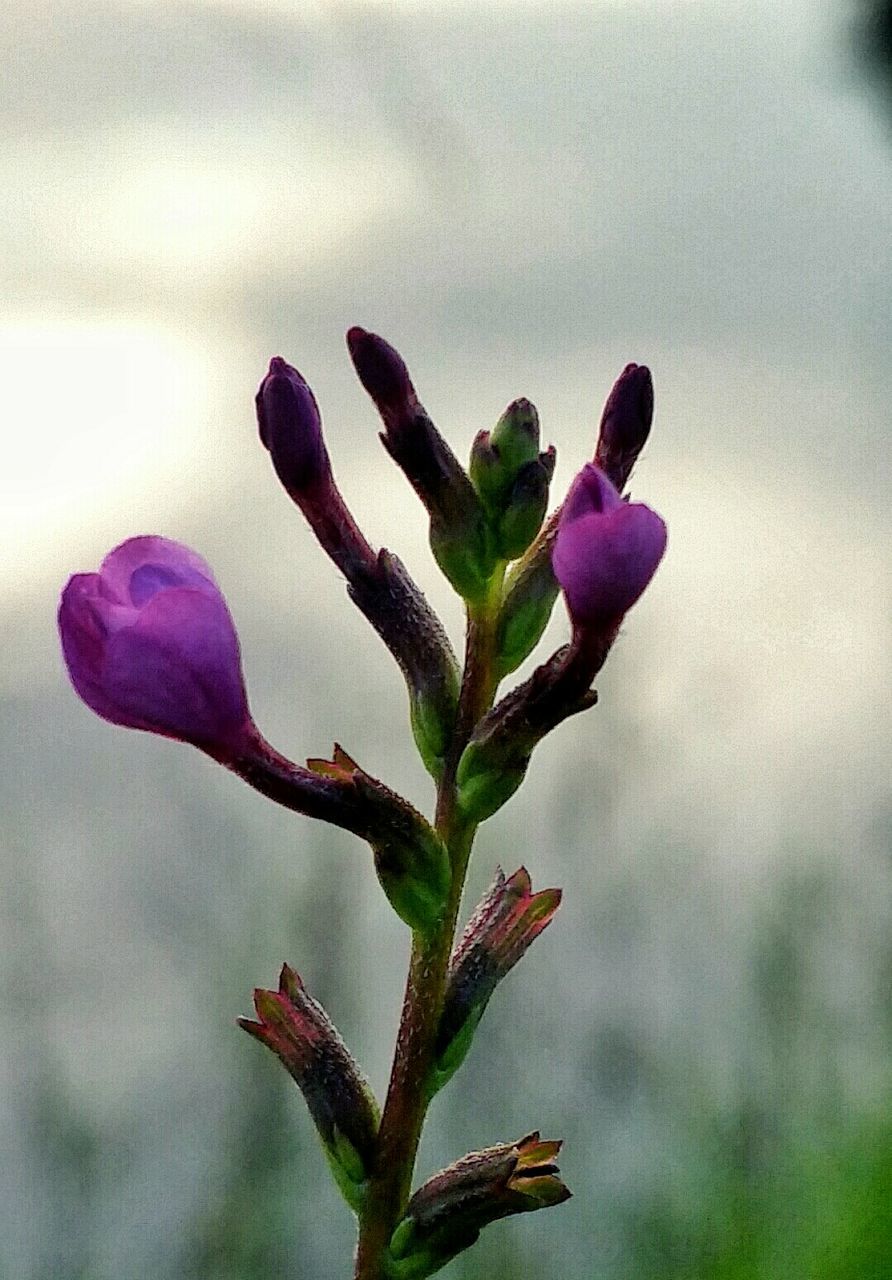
[[59, 537, 255, 758], [595, 363, 654, 488], [552, 464, 666, 629], [346, 326, 417, 418], [256, 356, 329, 494]]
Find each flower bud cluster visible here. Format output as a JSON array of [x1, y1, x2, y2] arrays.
[[469, 399, 556, 561], [58, 330, 668, 1275]]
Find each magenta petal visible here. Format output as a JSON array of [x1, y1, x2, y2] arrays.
[[98, 537, 217, 604], [59, 574, 140, 725], [59, 536, 254, 754], [561, 463, 624, 524], [553, 464, 666, 627], [102, 588, 251, 749]]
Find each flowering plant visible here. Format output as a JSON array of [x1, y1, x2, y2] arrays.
[[59, 331, 665, 1278]]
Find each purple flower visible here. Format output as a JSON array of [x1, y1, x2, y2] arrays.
[[256, 356, 330, 496], [59, 537, 254, 757], [552, 463, 666, 628]]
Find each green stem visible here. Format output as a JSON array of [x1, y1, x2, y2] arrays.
[[354, 574, 504, 1279]]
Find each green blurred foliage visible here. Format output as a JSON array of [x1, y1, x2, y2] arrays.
[[626, 1108, 892, 1280]]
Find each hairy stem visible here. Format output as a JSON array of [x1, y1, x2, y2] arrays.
[[354, 574, 504, 1279]]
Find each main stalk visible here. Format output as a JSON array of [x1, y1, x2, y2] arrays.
[[354, 578, 503, 1279]]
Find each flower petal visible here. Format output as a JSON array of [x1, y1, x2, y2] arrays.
[[97, 536, 217, 605], [553, 465, 666, 626], [101, 586, 251, 749]]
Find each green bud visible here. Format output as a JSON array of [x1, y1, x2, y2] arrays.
[[470, 401, 542, 521], [490, 397, 540, 474], [468, 429, 502, 511], [496, 449, 555, 560]]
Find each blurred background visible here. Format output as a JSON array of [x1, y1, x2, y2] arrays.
[[2, 1, 891, 1277]]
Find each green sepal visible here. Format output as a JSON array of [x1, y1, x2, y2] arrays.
[[496, 580, 559, 677], [324, 1127, 370, 1214], [373, 830, 451, 936], [387, 1222, 468, 1280], [389, 1217, 418, 1263], [409, 677, 458, 783], [426, 1009, 483, 1099], [454, 739, 527, 823]]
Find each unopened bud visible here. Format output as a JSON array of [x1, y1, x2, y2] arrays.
[[496, 447, 555, 560], [468, 429, 502, 511], [256, 357, 330, 496], [431, 867, 561, 1091], [239, 964, 379, 1211], [346, 326, 417, 427], [388, 1132, 570, 1277], [470, 401, 554, 561], [490, 397, 541, 475], [348, 327, 496, 601], [594, 362, 653, 492]]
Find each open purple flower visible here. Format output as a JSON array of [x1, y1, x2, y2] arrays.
[[552, 463, 666, 629], [59, 537, 254, 757]]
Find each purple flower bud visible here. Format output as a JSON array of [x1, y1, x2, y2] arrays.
[[59, 537, 254, 758], [594, 362, 654, 492], [552, 463, 666, 629], [345, 326, 417, 427], [256, 356, 331, 496]]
